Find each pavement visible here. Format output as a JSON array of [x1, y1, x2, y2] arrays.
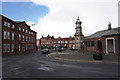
[[46, 50, 119, 64]]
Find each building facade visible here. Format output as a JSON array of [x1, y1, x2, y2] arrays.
[[2, 15, 37, 55], [84, 26, 120, 55], [36, 39, 40, 47], [40, 35, 75, 49]]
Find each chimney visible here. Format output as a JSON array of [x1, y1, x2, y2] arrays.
[[108, 22, 112, 30]]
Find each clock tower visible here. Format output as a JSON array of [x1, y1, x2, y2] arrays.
[[74, 16, 84, 50]]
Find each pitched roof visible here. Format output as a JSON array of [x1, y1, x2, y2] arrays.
[[86, 27, 120, 38]]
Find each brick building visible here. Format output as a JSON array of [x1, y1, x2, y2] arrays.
[[54, 37, 75, 48], [40, 35, 54, 48], [2, 15, 37, 55], [74, 17, 120, 55], [84, 26, 120, 55], [36, 39, 40, 47], [40, 35, 75, 49]]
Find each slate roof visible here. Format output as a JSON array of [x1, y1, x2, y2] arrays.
[[86, 27, 120, 38]]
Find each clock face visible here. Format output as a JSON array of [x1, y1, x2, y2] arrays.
[[76, 24, 79, 27]]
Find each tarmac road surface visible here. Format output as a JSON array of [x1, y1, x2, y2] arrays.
[[2, 50, 118, 78]]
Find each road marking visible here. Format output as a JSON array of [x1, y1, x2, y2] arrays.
[[37, 67, 54, 71]]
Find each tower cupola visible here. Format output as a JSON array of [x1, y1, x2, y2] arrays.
[[75, 16, 82, 27]]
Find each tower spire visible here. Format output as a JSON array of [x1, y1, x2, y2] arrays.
[[77, 16, 80, 20]]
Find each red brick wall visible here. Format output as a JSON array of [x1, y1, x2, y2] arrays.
[[84, 35, 119, 55], [2, 16, 37, 55], [2, 16, 17, 54]]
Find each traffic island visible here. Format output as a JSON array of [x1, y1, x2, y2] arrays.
[[46, 51, 118, 64]]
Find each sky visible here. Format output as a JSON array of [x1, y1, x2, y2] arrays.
[[1, 0, 119, 39]]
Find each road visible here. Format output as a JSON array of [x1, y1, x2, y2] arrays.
[[2, 49, 118, 78]]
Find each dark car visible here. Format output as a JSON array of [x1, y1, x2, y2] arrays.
[[58, 48, 62, 52], [42, 48, 49, 54]]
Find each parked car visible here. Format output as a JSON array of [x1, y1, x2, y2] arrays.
[[42, 48, 49, 54], [60, 47, 65, 51], [58, 48, 62, 52], [68, 48, 75, 50]]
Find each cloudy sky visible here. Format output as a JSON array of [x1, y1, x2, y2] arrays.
[[1, 0, 119, 39]]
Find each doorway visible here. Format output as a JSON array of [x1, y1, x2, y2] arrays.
[[97, 40, 102, 51], [106, 38, 115, 54]]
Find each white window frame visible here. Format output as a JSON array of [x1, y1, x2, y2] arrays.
[[4, 31, 7, 39], [106, 38, 115, 54], [3, 44, 6, 53], [19, 44, 21, 51], [22, 35, 25, 41], [7, 32, 10, 39], [12, 24, 15, 29], [12, 33, 14, 40], [11, 44, 14, 52], [7, 23, 10, 27], [26, 30, 27, 33], [26, 36, 28, 41], [19, 34, 21, 40], [23, 28, 24, 32], [19, 27, 21, 31], [58, 41, 60, 43], [4, 21, 7, 26], [7, 44, 10, 52], [65, 41, 68, 43]]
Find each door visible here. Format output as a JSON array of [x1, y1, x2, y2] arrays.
[[107, 39, 115, 54], [97, 40, 102, 51]]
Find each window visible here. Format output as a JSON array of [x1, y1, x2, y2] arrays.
[[7, 32, 10, 39], [26, 36, 28, 41], [26, 30, 27, 33], [91, 41, 95, 46], [29, 36, 30, 41], [19, 44, 21, 51], [65, 41, 68, 43], [11, 44, 14, 52], [19, 27, 21, 31], [4, 21, 7, 26], [58, 41, 60, 43], [31, 37, 32, 42], [12, 25, 15, 29], [12, 33, 14, 40], [85, 42, 87, 46], [73, 41, 75, 43], [26, 44, 27, 50], [30, 44, 33, 49], [19, 34, 21, 40], [8, 23, 10, 27], [3, 44, 10, 52], [31, 37, 33, 42], [4, 31, 7, 39], [22, 35, 24, 41], [69, 41, 72, 43], [23, 28, 24, 32], [7, 44, 10, 52], [76, 38, 78, 40], [3, 44, 6, 53], [85, 41, 90, 47]]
